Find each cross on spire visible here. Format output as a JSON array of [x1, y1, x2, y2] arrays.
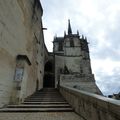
[[68, 19, 72, 35]]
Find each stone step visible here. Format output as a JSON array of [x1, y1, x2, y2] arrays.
[[39, 88, 58, 91], [24, 99, 65, 101], [31, 94, 61, 96], [27, 97, 62, 99], [35, 90, 59, 92], [23, 101, 68, 104], [33, 92, 59, 94], [25, 98, 65, 101], [25, 100, 65, 102], [26, 96, 63, 99], [31, 94, 60, 96], [7, 104, 71, 108], [34, 91, 59, 92], [0, 107, 74, 112], [33, 92, 60, 94], [24, 100, 66, 102], [27, 94, 62, 96], [0, 88, 74, 113]]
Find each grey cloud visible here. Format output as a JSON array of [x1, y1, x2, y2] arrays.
[[86, 11, 120, 61], [96, 67, 120, 95], [90, 26, 120, 61]]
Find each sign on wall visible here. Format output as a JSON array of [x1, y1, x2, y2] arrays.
[[14, 68, 24, 82]]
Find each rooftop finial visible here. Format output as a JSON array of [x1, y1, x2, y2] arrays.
[[82, 34, 84, 39], [54, 34, 57, 39], [68, 19, 72, 35], [77, 30, 79, 35], [64, 31, 66, 36]]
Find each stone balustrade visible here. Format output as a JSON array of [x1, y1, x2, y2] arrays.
[[60, 85, 120, 120]]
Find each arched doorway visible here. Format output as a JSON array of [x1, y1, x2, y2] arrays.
[[43, 61, 55, 88]]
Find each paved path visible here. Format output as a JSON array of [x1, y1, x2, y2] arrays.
[[0, 112, 84, 120]]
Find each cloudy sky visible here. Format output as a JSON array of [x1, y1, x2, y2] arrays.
[[40, 0, 120, 95]]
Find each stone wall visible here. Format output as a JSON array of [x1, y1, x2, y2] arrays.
[[59, 74, 102, 94], [0, 0, 46, 107], [60, 85, 120, 120]]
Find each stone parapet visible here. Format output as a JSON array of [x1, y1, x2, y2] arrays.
[[60, 85, 120, 120]]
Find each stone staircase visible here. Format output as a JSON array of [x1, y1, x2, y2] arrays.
[[0, 88, 73, 112]]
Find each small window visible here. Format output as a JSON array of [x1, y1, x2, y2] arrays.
[[58, 42, 63, 51], [70, 38, 74, 47]]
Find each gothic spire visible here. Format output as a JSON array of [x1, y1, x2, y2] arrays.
[[68, 19, 72, 35]]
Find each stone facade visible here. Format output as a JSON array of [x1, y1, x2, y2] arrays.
[[0, 0, 47, 107], [0, 0, 102, 108], [53, 20, 102, 94]]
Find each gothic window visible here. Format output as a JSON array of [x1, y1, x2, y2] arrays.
[[70, 38, 74, 47], [58, 42, 63, 51], [81, 41, 89, 52]]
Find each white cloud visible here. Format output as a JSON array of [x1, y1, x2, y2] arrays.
[[91, 58, 120, 95], [91, 58, 120, 76]]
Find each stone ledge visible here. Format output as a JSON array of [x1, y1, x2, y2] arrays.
[[60, 85, 120, 120], [16, 55, 31, 65]]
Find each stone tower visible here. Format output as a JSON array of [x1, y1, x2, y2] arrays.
[[53, 20, 102, 94]]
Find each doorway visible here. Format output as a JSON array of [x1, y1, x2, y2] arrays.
[[43, 61, 55, 88]]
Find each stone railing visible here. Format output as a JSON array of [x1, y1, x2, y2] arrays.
[[59, 85, 120, 120]]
